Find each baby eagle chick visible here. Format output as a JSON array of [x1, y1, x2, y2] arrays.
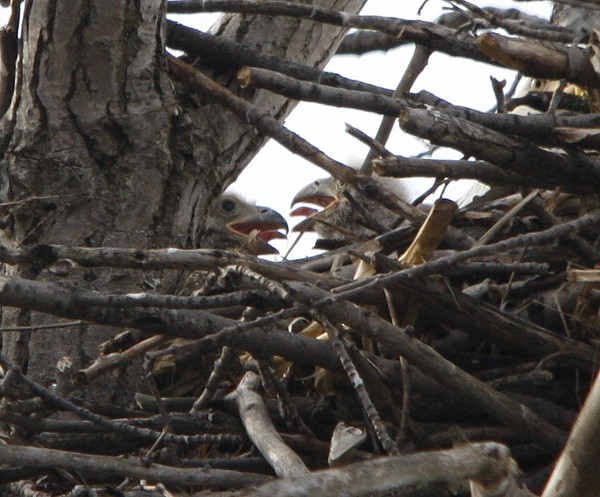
[[290, 177, 403, 248], [201, 193, 288, 255]]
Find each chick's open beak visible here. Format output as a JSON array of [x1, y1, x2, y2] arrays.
[[227, 206, 289, 255], [291, 179, 337, 209], [290, 178, 338, 233]]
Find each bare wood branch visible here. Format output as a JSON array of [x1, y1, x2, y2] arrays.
[[477, 31, 600, 86], [239, 65, 600, 149], [398, 107, 600, 192], [542, 370, 600, 497], [359, 44, 432, 174], [315, 313, 398, 455], [0, 444, 270, 488], [240, 442, 520, 497], [167, 0, 497, 65], [234, 371, 310, 478], [166, 21, 395, 96], [373, 156, 534, 187]]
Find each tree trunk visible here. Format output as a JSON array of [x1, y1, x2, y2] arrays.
[[0, 0, 365, 402]]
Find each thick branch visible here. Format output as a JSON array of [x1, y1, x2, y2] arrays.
[[239, 65, 600, 150], [477, 31, 600, 87], [234, 372, 310, 478], [242, 442, 521, 497], [542, 371, 600, 497], [373, 156, 535, 187], [167, 0, 499, 65], [398, 107, 600, 192], [166, 22, 395, 95], [0, 445, 270, 488]]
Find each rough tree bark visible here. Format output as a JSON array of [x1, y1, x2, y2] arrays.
[[0, 0, 365, 401]]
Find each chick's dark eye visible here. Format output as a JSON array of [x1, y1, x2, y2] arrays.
[[221, 199, 236, 213]]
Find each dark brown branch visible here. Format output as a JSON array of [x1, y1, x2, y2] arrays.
[[528, 195, 599, 265], [0, 351, 238, 448], [0, 444, 270, 488], [477, 31, 600, 87], [315, 313, 398, 455], [359, 43, 432, 174], [0, 243, 330, 286], [167, 21, 396, 96], [335, 7, 570, 56], [20, 287, 284, 311], [445, 261, 550, 277], [372, 156, 534, 187], [254, 357, 315, 437], [0, 275, 405, 390], [0, 264, 583, 421], [238, 65, 600, 151], [388, 276, 598, 373], [191, 346, 239, 412], [345, 123, 395, 158], [507, 90, 590, 113], [241, 442, 520, 497], [398, 107, 600, 192], [406, 90, 600, 142], [167, 0, 499, 66], [237, 65, 404, 115], [446, 3, 569, 43], [1, 239, 592, 378], [336, 30, 404, 55], [0, 8, 18, 117]]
